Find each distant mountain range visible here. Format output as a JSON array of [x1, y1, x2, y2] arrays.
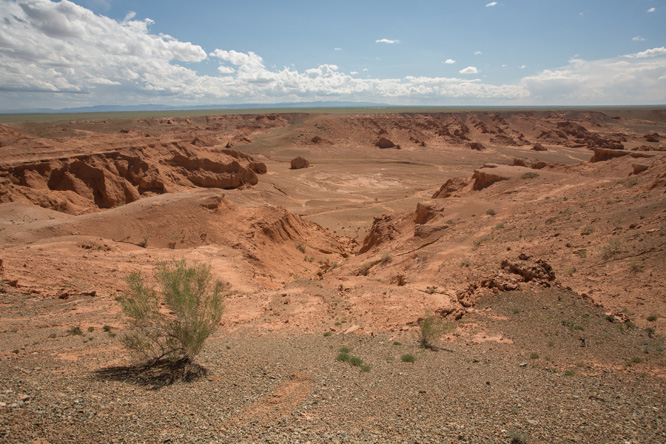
[[3, 101, 392, 114]]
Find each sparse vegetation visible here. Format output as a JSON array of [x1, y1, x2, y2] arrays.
[[296, 242, 306, 253], [521, 172, 539, 179], [601, 239, 622, 259], [117, 259, 225, 363], [380, 251, 392, 264], [418, 312, 455, 349], [66, 326, 83, 336], [581, 225, 594, 236], [401, 354, 416, 363], [359, 262, 373, 276], [323, 331, 332, 337], [530, 353, 539, 359], [647, 315, 658, 322], [485, 208, 496, 216]]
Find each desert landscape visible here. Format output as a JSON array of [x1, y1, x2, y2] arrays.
[[1, 108, 665, 443]]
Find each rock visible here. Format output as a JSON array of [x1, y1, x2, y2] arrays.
[[644, 133, 660, 142], [375, 138, 395, 149], [531, 143, 547, 151], [632, 164, 648, 175], [531, 161, 548, 170], [432, 177, 470, 198], [471, 170, 508, 190], [415, 202, 437, 224], [501, 257, 555, 284], [469, 142, 486, 151], [290, 156, 310, 170]]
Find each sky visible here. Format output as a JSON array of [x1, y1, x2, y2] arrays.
[[0, 0, 665, 111]]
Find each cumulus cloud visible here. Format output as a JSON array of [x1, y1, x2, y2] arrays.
[[632, 36, 646, 41], [474, 50, 483, 55], [647, 7, 656, 13], [334, 47, 342, 51], [521, 49, 666, 104], [459, 66, 479, 74], [2, 0, 664, 110], [486, 2, 498, 7], [628, 47, 666, 58], [376, 38, 400, 44]]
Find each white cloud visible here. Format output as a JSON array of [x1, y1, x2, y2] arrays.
[[520, 65, 527, 69], [632, 36, 646, 42], [444, 59, 456, 64], [376, 38, 400, 44], [2, 0, 664, 110], [334, 47, 342, 51], [486, 2, 498, 7], [474, 50, 483, 55], [647, 7, 656, 13], [521, 51, 666, 104], [459, 66, 479, 74], [217, 66, 235, 75], [628, 47, 666, 58]]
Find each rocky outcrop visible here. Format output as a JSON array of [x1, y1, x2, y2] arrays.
[[290, 156, 310, 169], [0, 147, 266, 213], [432, 177, 470, 198], [589, 149, 652, 163], [471, 170, 508, 190], [376, 138, 396, 149], [468, 142, 486, 151], [531, 143, 547, 151]]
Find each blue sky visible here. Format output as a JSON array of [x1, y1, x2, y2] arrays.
[[1, 0, 665, 111]]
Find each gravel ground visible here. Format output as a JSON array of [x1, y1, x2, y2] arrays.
[[1, 288, 665, 443]]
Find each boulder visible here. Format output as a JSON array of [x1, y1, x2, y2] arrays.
[[531, 143, 547, 151], [290, 156, 310, 170], [375, 137, 395, 149]]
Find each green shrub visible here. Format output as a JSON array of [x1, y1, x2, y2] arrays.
[[117, 259, 225, 363], [418, 312, 455, 349], [66, 326, 83, 336], [323, 331, 332, 337], [486, 208, 496, 216], [336, 352, 351, 362], [647, 315, 658, 322], [401, 354, 416, 363]]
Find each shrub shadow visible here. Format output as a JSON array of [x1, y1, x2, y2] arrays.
[[94, 359, 208, 390]]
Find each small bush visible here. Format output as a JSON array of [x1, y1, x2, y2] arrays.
[[360, 364, 372, 372], [87, 326, 95, 333], [66, 326, 83, 336], [564, 369, 575, 376], [418, 312, 455, 349], [521, 172, 539, 179], [601, 239, 622, 259], [401, 354, 416, 363], [349, 356, 363, 366], [581, 225, 594, 236], [486, 208, 496, 216], [296, 242, 306, 253], [336, 352, 351, 362], [323, 331, 332, 337], [530, 353, 539, 359], [102, 325, 112, 332], [117, 259, 225, 363], [647, 315, 658, 322], [359, 263, 372, 276], [380, 251, 392, 264]]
